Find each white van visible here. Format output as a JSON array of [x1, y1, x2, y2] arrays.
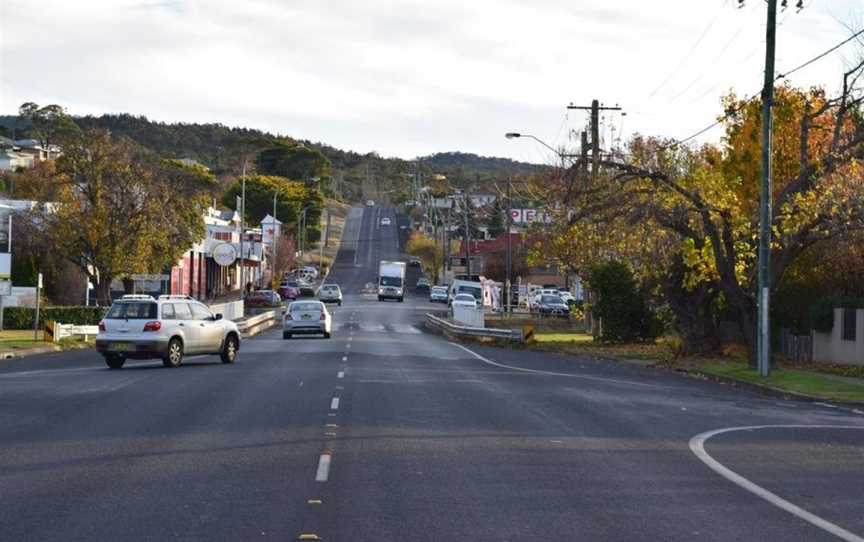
[[448, 279, 483, 306]]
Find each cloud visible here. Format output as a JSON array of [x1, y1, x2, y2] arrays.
[[1, 0, 859, 160]]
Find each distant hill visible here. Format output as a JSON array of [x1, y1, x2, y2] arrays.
[[0, 113, 545, 203]]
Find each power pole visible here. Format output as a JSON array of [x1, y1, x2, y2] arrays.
[[758, 0, 778, 377], [505, 178, 513, 314], [463, 192, 471, 279], [567, 101, 622, 180]]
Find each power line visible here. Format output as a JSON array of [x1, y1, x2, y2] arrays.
[[647, 0, 731, 99], [666, 26, 863, 149], [777, 28, 864, 80]]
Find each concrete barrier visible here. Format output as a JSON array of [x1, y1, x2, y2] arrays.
[[209, 300, 244, 321], [235, 309, 280, 337]]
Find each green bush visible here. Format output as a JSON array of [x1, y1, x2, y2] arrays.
[[586, 260, 660, 343], [3, 306, 108, 330]]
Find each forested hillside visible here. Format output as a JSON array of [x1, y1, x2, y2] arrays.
[[0, 113, 544, 203]]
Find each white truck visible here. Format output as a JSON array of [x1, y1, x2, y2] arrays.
[[378, 260, 407, 302]]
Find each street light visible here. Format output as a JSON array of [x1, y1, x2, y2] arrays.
[[505, 132, 576, 162]]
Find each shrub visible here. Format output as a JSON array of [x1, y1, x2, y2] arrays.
[[2, 306, 108, 330], [585, 260, 660, 343]]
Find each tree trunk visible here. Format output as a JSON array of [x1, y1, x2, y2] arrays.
[[663, 260, 723, 356], [95, 277, 113, 307]]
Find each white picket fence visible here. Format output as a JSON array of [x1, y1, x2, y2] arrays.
[[52, 323, 100, 342]]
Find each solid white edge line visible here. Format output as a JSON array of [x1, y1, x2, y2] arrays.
[[330, 397, 340, 410], [448, 342, 665, 389], [315, 453, 331, 482], [689, 425, 864, 542], [337, 371, 344, 378]]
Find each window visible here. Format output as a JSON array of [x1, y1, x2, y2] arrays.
[[291, 303, 321, 312], [172, 303, 193, 320], [843, 308, 856, 342], [190, 303, 213, 321], [380, 276, 402, 287], [106, 302, 157, 319], [161, 304, 176, 320]]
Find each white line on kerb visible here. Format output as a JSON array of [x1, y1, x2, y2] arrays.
[[337, 371, 344, 378], [315, 453, 332, 482], [690, 425, 864, 542], [330, 397, 340, 410], [448, 342, 666, 389]]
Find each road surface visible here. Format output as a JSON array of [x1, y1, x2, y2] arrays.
[[2, 206, 863, 541]]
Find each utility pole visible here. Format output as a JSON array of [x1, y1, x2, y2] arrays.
[[757, 0, 778, 377], [463, 192, 471, 279], [239, 161, 247, 296], [567, 101, 622, 180], [505, 178, 513, 314], [272, 192, 278, 286]]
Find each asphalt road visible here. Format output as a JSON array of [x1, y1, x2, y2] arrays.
[[2, 206, 863, 541]]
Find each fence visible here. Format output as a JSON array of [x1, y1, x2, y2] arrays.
[[779, 327, 812, 363]]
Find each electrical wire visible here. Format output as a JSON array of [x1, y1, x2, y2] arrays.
[[647, 0, 731, 99], [666, 25, 864, 149]]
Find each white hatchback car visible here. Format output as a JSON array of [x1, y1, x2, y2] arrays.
[[380, 217, 391, 226], [283, 300, 332, 339], [318, 284, 343, 305], [95, 295, 241, 369]]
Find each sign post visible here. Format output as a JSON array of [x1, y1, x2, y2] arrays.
[[34, 272, 42, 341]]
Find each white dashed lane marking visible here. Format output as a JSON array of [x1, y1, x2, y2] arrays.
[[330, 397, 340, 410], [315, 453, 332, 482]]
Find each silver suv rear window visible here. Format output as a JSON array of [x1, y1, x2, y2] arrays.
[[106, 302, 157, 319]]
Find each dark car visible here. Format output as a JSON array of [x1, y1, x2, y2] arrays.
[[245, 290, 282, 307], [416, 277, 430, 292], [298, 281, 317, 297], [408, 257, 422, 268], [536, 295, 570, 318], [278, 281, 300, 300]]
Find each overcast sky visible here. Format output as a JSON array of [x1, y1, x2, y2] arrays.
[[1, 0, 861, 164]]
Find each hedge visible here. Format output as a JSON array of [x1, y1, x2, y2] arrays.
[[2, 306, 108, 330]]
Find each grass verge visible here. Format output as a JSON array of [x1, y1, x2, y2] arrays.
[[699, 362, 864, 403], [525, 330, 864, 403]]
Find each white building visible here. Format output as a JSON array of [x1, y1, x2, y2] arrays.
[[0, 150, 35, 171]]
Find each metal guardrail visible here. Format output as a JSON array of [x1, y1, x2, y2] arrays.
[[424, 313, 523, 343]]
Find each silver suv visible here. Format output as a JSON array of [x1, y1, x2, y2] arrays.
[[95, 295, 242, 369]]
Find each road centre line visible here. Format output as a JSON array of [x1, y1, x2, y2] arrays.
[[315, 453, 332, 482], [338, 371, 344, 378], [449, 342, 667, 389], [690, 425, 864, 542], [330, 397, 340, 410]]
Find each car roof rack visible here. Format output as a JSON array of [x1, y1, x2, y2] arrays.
[[119, 294, 156, 301], [158, 294, 196, 301]]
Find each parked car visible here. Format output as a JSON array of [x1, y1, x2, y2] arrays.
[[557, 289, 576, 305], [429, 286, 449, 303], [416, 277, 430, 292], [450, 293, 478, 315], [535, 295, 570, 317], [380, 217, 391, 226], [245, 290, 282, 307], [95, 294, 241, 369], [283, 300, 332, 339], [531, 288, 561, 310], [300, 266, 319, 280], [279, 281, 300, 300], [298, 281, 317, 297], [318, 284, 343, 305]]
